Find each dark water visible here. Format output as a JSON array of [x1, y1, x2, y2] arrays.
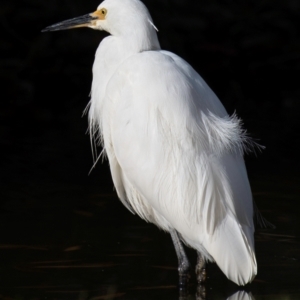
[[1, 0, 300, 298], [0, 130, 300, 300]]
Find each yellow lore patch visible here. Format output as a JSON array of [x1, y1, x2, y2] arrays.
[[92, 8, 107, 20]]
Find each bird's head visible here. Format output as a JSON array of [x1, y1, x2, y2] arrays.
[[42, 0, 158, 37]]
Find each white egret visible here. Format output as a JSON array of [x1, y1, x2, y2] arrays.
[[43, 0, 257, 286]]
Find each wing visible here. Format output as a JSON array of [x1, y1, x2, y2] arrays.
[[104, 50, 253, 228], [102, 50, 256, 284]]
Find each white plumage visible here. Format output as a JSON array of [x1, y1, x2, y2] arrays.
[[43, 0, 257, 286]]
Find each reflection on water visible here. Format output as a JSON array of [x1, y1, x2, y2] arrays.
[[227, 291, 254, 300], [179, 287, 254, 300]]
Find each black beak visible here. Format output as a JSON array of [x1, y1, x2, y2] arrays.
[[42, 13, 97, 32]]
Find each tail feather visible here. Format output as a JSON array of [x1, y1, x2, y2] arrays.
[[205, 215, 257, 285]]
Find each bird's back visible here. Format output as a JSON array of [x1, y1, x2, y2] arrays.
[[96, 49, 257, 285]]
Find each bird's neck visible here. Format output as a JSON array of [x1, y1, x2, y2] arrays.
[[89, 32, 160, 125], [94, 31, 161, 80], [118, 27, 161, 54]]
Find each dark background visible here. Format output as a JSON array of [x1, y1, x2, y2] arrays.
[[0, 0, 300, 299], [2, 0, 300, 175]]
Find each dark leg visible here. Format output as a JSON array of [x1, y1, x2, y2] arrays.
[[195, 251, 206, 284], [170, 229, 190, 288], [196, 284, 206, 300]]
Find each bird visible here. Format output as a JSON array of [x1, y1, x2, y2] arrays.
[[42, 0, 257, 286]]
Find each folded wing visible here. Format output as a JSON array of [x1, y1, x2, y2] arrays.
[[101, 50, 257, 285]]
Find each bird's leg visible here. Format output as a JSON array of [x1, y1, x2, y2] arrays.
[[196, 284, 206, 300], [195, 251, 206, 284], [170, 229, 190, 288]]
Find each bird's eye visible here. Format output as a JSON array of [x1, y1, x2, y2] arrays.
[[101, 8, 107, 17], [93, 8, 107, 20]]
